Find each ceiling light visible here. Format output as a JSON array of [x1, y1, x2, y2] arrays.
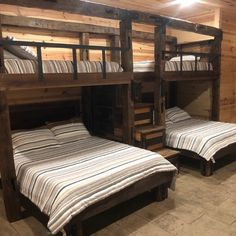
[[175, 0, 198, 7]]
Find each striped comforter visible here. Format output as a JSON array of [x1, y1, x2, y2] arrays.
[[14, 136, 176, 234], [166, 119, 236, 162], [133, 60, 213, 72], [4, 59, 123, 74]]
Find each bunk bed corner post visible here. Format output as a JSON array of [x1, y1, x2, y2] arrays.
[[0, 15, 5, 73], [211, 33, 222, 121], [110, 35, 121, 63], [120, 17, 134, 144], [0, 89, 21, 222], [154, 24, 166, 126], [80, 33, 92, 132], [80, 33, 90, 61]]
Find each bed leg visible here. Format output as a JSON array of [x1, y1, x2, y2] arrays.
[[152, 184, 168, 202], [65, 221, 83, 236], [201, 160, 214, 176]]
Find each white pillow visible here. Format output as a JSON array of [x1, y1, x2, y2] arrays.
[[12, 129, 60, 154], [50, 122, 91, 144], [170, 55, 200, 62], [166, 107, 191, 123]]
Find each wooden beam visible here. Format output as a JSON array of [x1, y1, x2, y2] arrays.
[[0, 14, 177, 43], [0, 73, 132, 91], [120, 19, 133, 72], [0, 89, 21, 222], [211, 36, 221, 121], [120, 19, 134, 144], [122, 84, 133, 144], [0, 0, 222, 37], [154, 25, 166, 126], [110, 35, 120, 63], [0, 16, 4, 73], [80, 33, 90, 61]]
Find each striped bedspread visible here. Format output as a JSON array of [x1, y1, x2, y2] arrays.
[[4, 59, 123, 74], [133, 60, 213, 72], [166, 119, 236, 162], [14, 136, 176, 234]]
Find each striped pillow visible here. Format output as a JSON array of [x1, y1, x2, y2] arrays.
[[12, 129, 60, 154], [165, 117, 174, 126], [166, 107, 191, 123], [50, 122, 91, 144]]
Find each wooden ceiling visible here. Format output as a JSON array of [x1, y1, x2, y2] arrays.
[[87, 0, 235, 19]]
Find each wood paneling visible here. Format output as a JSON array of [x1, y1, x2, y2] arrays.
[[177, 81, 212, 120], [218, 9, 236, 122]]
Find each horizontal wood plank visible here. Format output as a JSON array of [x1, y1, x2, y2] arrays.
[[0, 73, 132, 90]]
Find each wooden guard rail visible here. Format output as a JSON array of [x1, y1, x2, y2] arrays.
[[0, 39, 129, 80], [163, 50, 220, 73]]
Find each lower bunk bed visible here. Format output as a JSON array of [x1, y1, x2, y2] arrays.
[[8, 120, 177, 235], [165, 107, 236, 176]]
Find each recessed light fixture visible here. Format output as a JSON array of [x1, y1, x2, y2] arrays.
[[175, 0, 198, 7]]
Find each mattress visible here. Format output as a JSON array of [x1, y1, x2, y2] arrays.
[[4, 59, 123, 74], [14, 135, 176, 234], [133, 60, 213, 72], [166, 118, 236, 162]]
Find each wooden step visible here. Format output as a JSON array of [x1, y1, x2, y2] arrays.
[[134, 125, 165, 151], [134, 103, 154, 127]]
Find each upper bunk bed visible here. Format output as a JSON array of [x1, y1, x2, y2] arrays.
[[133, 38, 220, 82], [0, 39, 132, 90]]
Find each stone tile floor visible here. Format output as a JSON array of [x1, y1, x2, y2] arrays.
[[0, 162, 236, 236]]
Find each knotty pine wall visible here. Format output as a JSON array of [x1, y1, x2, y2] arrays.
[[219, 9, 236, 122]]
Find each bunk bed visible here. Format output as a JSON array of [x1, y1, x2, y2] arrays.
[[132, 25, 223, 176], [0, 10, 179, 236]]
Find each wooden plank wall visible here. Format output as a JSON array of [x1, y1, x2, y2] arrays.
[[219, 9, 236, 122]]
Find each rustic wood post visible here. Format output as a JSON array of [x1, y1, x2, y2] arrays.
[[110, 35, 121, 63], [0, 16, 5, 73], [0, 89, 21, 221], [80, 32, 90, 61], [211, 35, 222, 121], [80, 32, 92, 132], [120, 18, 133, 72], [120, 18, 134, 144], [154, 24, 166, 126]]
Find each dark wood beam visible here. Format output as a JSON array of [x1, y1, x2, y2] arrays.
[[120, 19, 133, 144], [0, 73, 132, 90], [80, 33, 89, 61], [0, 89, 21, 222], [120, 19, 133, 72], [110, 35, 120, 63], [154, 25, 166, 126], [0, 0, 222, 37], [0, 17, 4, 73], [0, 14, 177, 43], [0, 14, 176, 44], [211, 36, 221, 121]]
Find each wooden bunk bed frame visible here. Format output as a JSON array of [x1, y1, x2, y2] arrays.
[[0, 0, 224, 234]]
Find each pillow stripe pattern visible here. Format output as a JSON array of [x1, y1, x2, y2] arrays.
[[12, 129, 60, 154], [166, 107, 191, 123], [50, 122, 91, 144]]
